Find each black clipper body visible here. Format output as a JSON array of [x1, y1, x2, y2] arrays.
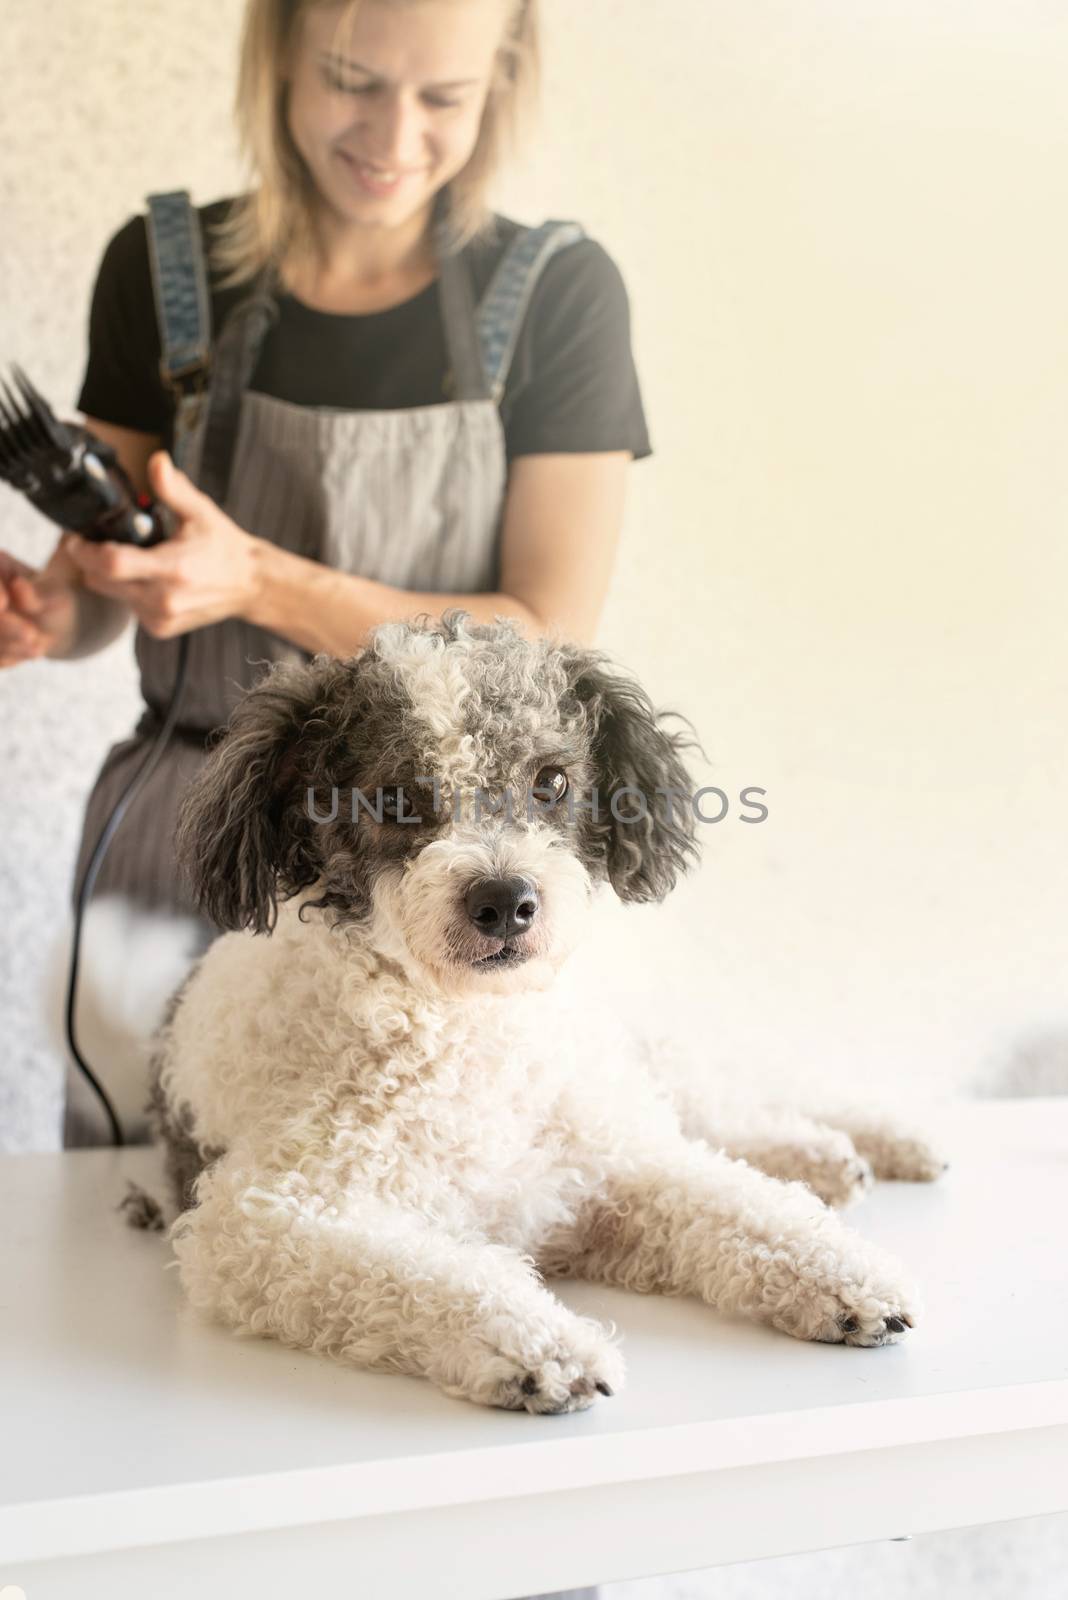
[[0, 364, 167, 548]]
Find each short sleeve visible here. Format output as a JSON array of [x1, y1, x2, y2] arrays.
[[76, 214, 170, 435], [501, 238, 653, 463]]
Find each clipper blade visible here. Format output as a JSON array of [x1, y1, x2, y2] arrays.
[[0, 363, 75, 489]]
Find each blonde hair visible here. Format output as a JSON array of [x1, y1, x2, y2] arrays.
[[209, 0, 540, 288]]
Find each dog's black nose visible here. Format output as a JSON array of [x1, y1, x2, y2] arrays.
[[465, 876, 539, 939]]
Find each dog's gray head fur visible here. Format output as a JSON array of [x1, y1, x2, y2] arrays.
[[175, 612, 702, 993]]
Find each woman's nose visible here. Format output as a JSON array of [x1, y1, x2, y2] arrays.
[[362, 91, 428, 168]]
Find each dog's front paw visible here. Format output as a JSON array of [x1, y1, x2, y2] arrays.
[[812, 1296, 916, 1347], [494, 1343, 625, 1414], [779, 1283, 918, 1348], [763, 1229, 921, 1348], [809, 1268, 920, 1346], [439, 1319, 626, 1415]]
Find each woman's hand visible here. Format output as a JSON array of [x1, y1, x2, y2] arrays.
[[0, 546, 80, 667], [64, 451, 262, 639]]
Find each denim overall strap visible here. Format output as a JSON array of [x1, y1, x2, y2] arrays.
[[477, 220, 586, 405], [194, 266, 280, 507], [144, 191, 212, 472]]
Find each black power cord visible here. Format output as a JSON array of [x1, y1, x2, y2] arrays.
[[65, 634, 190, 1146]]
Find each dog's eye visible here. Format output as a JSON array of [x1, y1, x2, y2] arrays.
[[379, 785, 420, 823], [532, 766, 569, 807]]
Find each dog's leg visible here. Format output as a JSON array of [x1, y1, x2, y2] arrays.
[[684, 1102, 875, 1208], [775, 1092, 950, 1183], [170, 1152, 625, 1414], [638, 1054, 873, 1206], [646, 1043, 947, 1189], [564, 1141, 920, 1347]]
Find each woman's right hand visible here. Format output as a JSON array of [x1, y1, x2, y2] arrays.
[[0, 544, 80, 667]]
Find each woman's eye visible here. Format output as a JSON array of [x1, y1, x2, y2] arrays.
[[325, 70, 374, 95], [323, 72, 460, 110], [532, 766, 569, 807], [379, 785, 420, 822]]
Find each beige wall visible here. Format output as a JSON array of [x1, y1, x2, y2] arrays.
[[3, 0, 1068, 1155], [505, 1, 1068, 1097]]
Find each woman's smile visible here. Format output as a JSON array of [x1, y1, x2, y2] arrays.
[[336, 150, 428, 197]]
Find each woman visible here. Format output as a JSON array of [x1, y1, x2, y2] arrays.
[[0, 0, 650, 1197]]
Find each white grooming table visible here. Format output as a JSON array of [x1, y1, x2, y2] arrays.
[[1, 1097, 1066, 1600]]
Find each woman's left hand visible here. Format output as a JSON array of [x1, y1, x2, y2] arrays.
[[65, 451, 261, 639]]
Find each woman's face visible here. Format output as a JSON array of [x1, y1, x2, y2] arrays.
[[285, 0, 507, 235]]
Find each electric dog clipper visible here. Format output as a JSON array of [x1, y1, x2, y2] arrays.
[[0, 363, 167, 547]]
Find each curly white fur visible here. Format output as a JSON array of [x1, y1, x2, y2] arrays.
[[150, 615, 946, 1414]]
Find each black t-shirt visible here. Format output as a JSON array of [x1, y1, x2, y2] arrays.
[[76, 196, 653, 466]]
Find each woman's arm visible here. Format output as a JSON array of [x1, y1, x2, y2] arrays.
[[65, 447, 632, 653], [241, 450, 631, 654]]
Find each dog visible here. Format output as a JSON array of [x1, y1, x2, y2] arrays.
[[129, 610, 946, 1415]]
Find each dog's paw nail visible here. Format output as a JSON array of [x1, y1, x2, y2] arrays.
[[885, 1315, 906, 1333], [901, 1313, 914, 1328], [595, 1381, 614, 1396], [838, 1315, 860, 1334], [520, 1374, 540, 1396]]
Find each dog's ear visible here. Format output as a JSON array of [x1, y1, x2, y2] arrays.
[[174, 653, 360, 935], [561, 646, 704, 903]]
